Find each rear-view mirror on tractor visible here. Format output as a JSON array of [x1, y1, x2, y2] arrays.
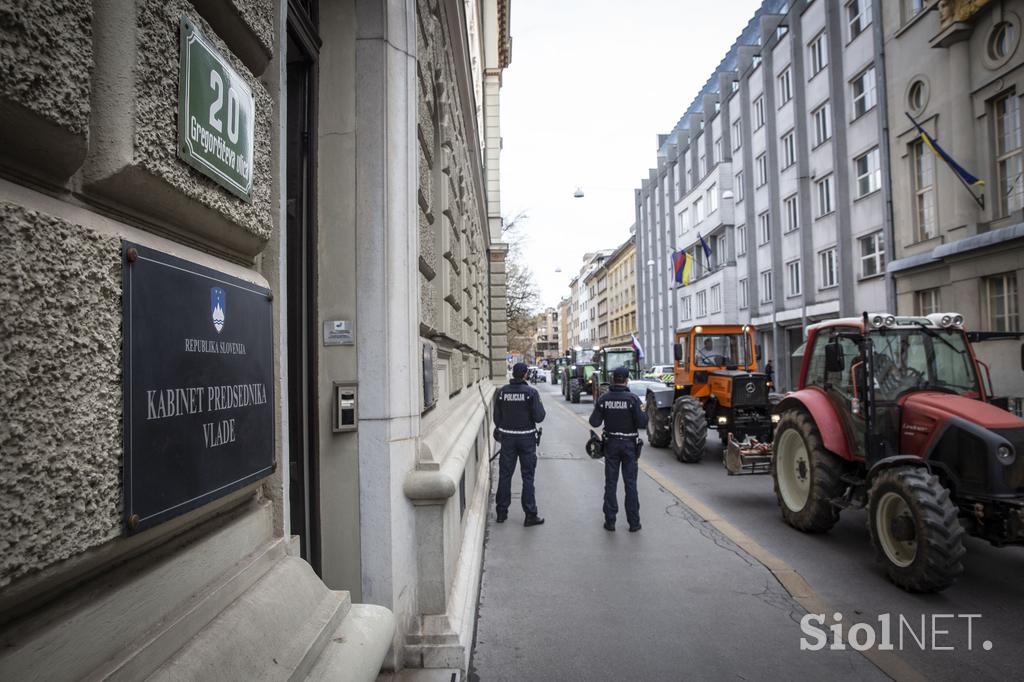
[[673, 343, 683, 363], [825, 341, 845, 373]]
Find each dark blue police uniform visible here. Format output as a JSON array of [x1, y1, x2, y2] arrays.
[[589, 368, 648, 531], [493, 364, 546, 525]]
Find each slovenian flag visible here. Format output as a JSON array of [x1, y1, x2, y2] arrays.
[[672, 249, 692, 286], [631, 333, 645, 360], [907, 113, 984, 188]]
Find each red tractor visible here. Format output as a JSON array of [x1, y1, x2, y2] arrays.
[[772, 312, 1024, 592]]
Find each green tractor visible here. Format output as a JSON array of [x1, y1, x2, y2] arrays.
[[590, 345, 642, 400], [561, 346, 599, 403], [550, 356, 568, 386]]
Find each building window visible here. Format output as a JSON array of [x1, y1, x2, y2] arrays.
[[809, 33, 828, 75], [781, 131, 796, 168], [903, 0, 926, 23], [779, 67, 792, 105], [752, 54, 762, 69], [735, 172, 744, 202], [786, 260, 801, 297], [784, 194, 799, 232], [815, 174, 834, 217], [756, 153, 768, 187], [760, 270, 773, 303], [984, 273, 1020, 331], [710, 284, 722, 313], [693, 196, 705, 223], [699, 152, 707, 177], [758, 211, 771, 244], [854, 147, 881, 197], [714, 138, 722, 164], [859, 231, 885, 278], [819, 248, 838, 288], [847, 0, 872, 39], [739, 278, 748, 308], [707, 183, 719, 214], [732, 119, 743, 150], [989, 22, 1019, 61], [682, 295, 692, 320], [679, 208, 690, 233], [851, 66, 876, 118], [915, 288, 940, 315], [995, 93, 1024, 217], [754, 96, 765, 129], [911, 139, 937, 240], [812, 102, 832, 146], [777, 24, 789, 40], [908, 80, 927, 113], [696, 290, 708, 317], [736, 225, 747, 255]]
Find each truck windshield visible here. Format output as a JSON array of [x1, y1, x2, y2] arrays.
[[869, 329, 980, 400], [575, 349, 596, 365], [605, 350, 637, 376], [694, 334, 752, 368]]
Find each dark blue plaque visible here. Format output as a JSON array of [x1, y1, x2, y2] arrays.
[[122, 242, 275, 534]]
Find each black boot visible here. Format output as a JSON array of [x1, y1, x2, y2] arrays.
[[603, 520, 615, 532], [524, 514, 545, 527], [496, 511, 507, 523]]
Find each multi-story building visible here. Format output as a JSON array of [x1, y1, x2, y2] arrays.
[[573, 251, 612, 349], [636, 0, 892, 390], [0, 1, 511, 678], [606, 234, 638, 346], [883, 0, 1024, 403], [557, 297, 571, 354], [532, 307, 561, 360], [584, 260, 610, 347], [568, 275, 581, 349]]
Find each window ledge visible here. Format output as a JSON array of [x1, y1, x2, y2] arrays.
[[853, 188, 882, 203], [858, 272, 885, 282]]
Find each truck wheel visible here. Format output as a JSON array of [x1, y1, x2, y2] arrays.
[[563, 376, 570, 401], [646, 396, 670, 448], [570, 379, 581, 403], [771, 409, 843, 532], [867, 467, 965, 592], [671, 397, 707, 463]]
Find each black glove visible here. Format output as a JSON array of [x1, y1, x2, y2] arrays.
[[636, 438, 644, 460]]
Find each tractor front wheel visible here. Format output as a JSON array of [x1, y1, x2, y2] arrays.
[[570, 379, 581, 403], [771, 409, 844, 533], [671, 397, 707, 463], [646, 396, 670, 448], [867, 467, 965, 592]]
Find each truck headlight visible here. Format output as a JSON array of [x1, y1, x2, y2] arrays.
[[997, 443, 1015, 464], [771, 414, 781, 423], [717, 416, 728, 425]]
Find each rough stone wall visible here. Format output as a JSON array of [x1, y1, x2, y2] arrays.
[[416, 0, 490, 405], [0, 203, 122, 589]]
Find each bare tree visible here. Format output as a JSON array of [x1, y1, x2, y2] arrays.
[[502, 211, 541, 356]]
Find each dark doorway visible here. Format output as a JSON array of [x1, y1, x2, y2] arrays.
[[787, 326, 805, 392], [286, 3, 321, 574]]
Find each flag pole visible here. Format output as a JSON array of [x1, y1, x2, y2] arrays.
[[905, 112, 985, 210]]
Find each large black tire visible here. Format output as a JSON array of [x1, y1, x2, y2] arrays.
[[646, 396, 671, 448], [867, 467, 965, 592], [771, 409, 844, 533], [570, 379, 581, 403], [563, 375, 571, 401], [671, 397, 707, 463]]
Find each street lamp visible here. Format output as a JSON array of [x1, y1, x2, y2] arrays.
[[573, 187, 585, 198]]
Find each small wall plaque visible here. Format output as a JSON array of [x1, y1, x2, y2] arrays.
[[323, 320, 354, 346]]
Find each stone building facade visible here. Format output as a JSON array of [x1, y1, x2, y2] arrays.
[[883, 0, 1024, 405], [606, 234, 638, 346], [0, 0, 510, 678], [635, 0, 894, 390]]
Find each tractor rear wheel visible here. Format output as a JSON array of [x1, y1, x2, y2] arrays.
[[671, 397, 707, 463], [570, 379, 581, 403], [771, 409, 844, 533], [563, 376, 570, 401], [646, 397, 670, 448], [867, 467, 965, 592]]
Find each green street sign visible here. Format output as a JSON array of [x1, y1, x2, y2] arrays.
[[178, 17, 255, 201]]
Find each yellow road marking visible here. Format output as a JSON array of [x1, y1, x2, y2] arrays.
[[550, 396, 924, 682]]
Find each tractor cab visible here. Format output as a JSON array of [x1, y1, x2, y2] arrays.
[[591, 345, 641, 400], [673, 325, 759, 399], [561, 346, 600, 403]]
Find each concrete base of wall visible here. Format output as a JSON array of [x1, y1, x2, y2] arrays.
[[0, 498, 394, 681]]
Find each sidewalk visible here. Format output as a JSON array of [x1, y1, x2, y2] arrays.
[[468, 391, 884, 681]]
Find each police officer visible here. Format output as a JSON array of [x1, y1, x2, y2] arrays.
[[589, 366, 647, 532], [493, 362, 546, 526]]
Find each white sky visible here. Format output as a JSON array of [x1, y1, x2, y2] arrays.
[[500, 0, 763, 309]]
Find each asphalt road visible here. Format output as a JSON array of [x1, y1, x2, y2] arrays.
[[547, 381, 1024, 681]]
